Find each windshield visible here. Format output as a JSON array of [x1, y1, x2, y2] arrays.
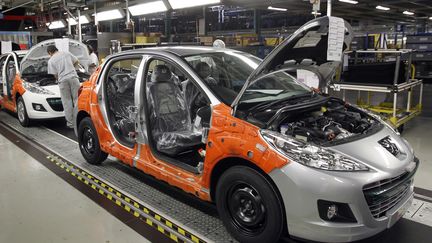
[[240, 70, 311, 104], [184, 51, 261, 104]]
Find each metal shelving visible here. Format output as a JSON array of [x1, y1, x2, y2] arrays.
[[331, 49, 423, 129]]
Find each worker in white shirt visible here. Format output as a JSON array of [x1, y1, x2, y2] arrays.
[[47, 45, 80, 129], [88, 45, 99, 75]]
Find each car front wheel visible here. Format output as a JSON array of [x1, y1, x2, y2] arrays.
[[17, 97, 31, 127], [78, 117, 108, 165], [216, 166, 285, 243]]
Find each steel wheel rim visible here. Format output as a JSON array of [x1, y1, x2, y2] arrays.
[[227, 182, 267, 235], [17, 101, 25, 123], [81, 127, 96, 155]]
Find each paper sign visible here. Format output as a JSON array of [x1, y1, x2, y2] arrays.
[[1, 41, 12, 54], [55, 38, 70, 52], [327, 17, 345, 61], [297, 69, 320, 89]]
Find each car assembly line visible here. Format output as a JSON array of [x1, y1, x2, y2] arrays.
[[1, 1, 432, 243]]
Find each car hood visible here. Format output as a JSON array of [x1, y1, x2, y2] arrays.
[[43, 84, 61, 96], [20, 38, 91, 73], [232, 16, 353, 108], [331, 126, 414, 174]]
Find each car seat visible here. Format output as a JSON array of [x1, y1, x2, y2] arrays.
[[147, 65, 202, 156]]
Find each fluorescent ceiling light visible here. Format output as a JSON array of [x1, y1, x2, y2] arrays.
[[95, 8, 125, 22], [48, 20, 66, 29], [376, 5, 390, 11], [311, 11, 322, 15], [403, 10, 414, 15], [84, 7, 89, 10], [429, 17, 432, 20], [168, 0, 221, 10], [268, 6, 287, 11], [338, 0, 358, 4], [68, 15, 90, 25], [129, 1, 167, 16]]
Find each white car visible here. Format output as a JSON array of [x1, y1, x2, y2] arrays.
[[0, 38, 90, 126]]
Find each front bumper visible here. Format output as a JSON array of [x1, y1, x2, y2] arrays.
[[269, 160, 417, 243], [22, 91, 64, 120]]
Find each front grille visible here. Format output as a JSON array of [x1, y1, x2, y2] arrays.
[[363, 160, 418, 219], [46, 98, 64, 112]]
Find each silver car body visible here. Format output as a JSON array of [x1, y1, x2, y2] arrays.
[[75, 16, 418, 242], [270, 124, 416, 242]]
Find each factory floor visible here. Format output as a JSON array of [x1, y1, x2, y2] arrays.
[[0, 134, 149, 243], [0, 116, 431, 243]]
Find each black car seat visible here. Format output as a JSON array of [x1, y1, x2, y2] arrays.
[[147, 65, 202, 156], [106, 72, 136, 145]]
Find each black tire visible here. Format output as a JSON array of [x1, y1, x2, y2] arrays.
[[16, 97, 31, 127], [216, 166, 285, 243], [78, 117, 108, 165]]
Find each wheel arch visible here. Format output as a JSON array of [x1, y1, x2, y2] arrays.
[[76, 110, 90, 128], [210, 156, 289, 236]]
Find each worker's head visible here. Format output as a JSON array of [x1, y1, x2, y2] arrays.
[[87, 45, 94, 54], [47, 45, 58, 56]]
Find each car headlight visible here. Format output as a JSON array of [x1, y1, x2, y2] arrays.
[[260, 130, 369, 171], [23, 82, 55, 95]]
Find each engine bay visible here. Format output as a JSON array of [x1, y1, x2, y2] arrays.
[[22, 72, 90, 86], [277, 99, 379, 144]]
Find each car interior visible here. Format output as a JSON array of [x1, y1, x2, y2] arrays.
[[105, 58, 140, 148], [145, 59, 210, 169]]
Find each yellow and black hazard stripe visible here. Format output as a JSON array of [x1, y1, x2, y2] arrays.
[[47, 155, 207, 243]]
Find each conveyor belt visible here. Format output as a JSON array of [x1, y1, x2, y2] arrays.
[[1, 111, 432, 243], [0, 112, 233, 243]]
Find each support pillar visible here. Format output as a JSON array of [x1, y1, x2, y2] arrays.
[[254, 9, 262, 40], [165, 10, 172, 42]]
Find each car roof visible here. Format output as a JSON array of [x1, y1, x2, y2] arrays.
[[114, 46, 243, 57]]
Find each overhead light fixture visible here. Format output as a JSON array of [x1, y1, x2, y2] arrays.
[[84, 7, 89, 11], [376, 5, 390, 11], [63, 12, 67, 15], [312, 11, 322, 15], [268, 6, 287, 11], [128, 1, 167, 16], [403, 10, 414, 15], [95, 8, 125, 22], [338, 0, 358, 4], [429, 17, 432, 20], [68, 15, 90, 25], [48, 20, 66, 29], [168, 0, 221, 10]]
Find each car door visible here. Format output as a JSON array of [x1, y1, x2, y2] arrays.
[[97, 54, 146, 166], [2, 53, 19, 107], [0, 55, 7, 99]]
